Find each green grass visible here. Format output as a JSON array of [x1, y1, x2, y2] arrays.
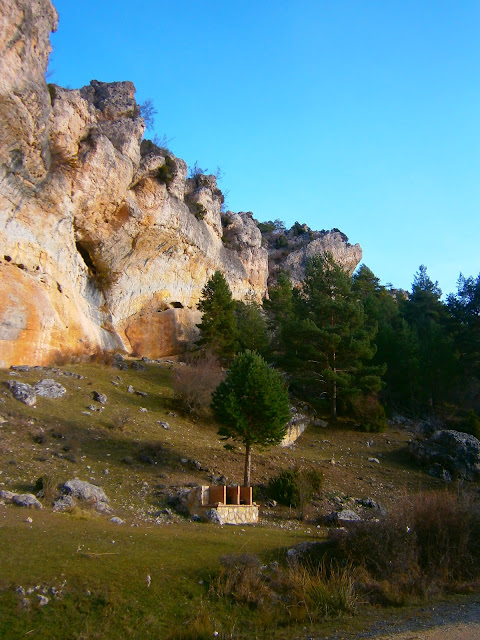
[[0, 508, 306, 639]]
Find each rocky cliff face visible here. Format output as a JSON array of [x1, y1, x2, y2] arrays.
[[0, 0, 362, 367]]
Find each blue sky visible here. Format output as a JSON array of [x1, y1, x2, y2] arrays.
[[48, 0, 480, 296]]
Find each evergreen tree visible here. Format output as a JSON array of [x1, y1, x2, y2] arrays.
[[401, 265, 457, 413], [235, 299, 271, 358], [211, 351, 290, 486], [196, 271, 237, 361], [448, 273, 480, 380], [285, 254, 383, 417], [263, 272, 294, 364]]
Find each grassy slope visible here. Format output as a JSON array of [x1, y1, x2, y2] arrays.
[[0, 360, 475, 639]]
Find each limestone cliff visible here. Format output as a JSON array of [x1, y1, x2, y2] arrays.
[[0, 0, 362, 367]]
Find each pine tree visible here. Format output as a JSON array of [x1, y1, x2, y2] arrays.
[[196, 271, 237, 361], [285, 254, 382, 417], [448, 273, 480, 380], [235, 299, 271, 358], [211, 351, 290, 486], [401, 265, 457, 413]]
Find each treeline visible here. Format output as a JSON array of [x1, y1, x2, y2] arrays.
[[195, 257, 480, 434]]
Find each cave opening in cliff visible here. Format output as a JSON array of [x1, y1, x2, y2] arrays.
[[170, 301, 184, 309], [76, 241, 97, 275]]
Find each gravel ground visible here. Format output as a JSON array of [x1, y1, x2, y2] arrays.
[[306, 598, 480, 640], [357, 598, 480, 640]]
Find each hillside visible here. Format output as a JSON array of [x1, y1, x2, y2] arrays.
[[1, 359, 479, 639]]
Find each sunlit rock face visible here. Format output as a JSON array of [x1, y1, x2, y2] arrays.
[[0, 0, 362, 367]]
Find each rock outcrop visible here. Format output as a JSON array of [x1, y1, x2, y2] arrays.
[[0, 0, 362, 367], [409, 429, 480, 481]]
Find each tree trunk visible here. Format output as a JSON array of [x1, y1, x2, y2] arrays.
[[332, 350, 337, 417], [243, 442, 252, 487]]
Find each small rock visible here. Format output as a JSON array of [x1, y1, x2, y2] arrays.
[[93, 391, 107, 405], [130, 360, 147, 371], [62, 478, 108, 504], [12, 494, 43, 509], [25, 517, 33, 523], [111, 380, 119, 387], [110, 516, 125, 525], [37, 595, 49, 606], [336, 509, 361, 524], [135, 390, 147, 397], [112, 353, 128, 370], [157, 421, 170, 430], [127, 385, 134, 393], [427, 464, 453, 482], [139, 407, 147, 413], [52, 495, 75, 512], [34, 379, 66, 399], [6, 381, 36, 406], [22, 598, 30, 609], [368, 457, 380, 464]]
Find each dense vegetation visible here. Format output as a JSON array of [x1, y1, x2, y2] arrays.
[[197, 254, 480, 433]]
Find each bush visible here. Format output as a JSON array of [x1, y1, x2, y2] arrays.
[[214, 554, 272, 607], [459, 410, 480, 439], [275, 234, 288, 249], [350, 394, 387, 432], [212, 553, 356, 622], [268, 468, 322, 508], [34, 474, 59, 503], [257, 220, 276, 233], [282, 563, 357, 620], [110, 410, 131, 431], [330, 490, 480, 602], [156, 156, 177, 186], [172, 352, 224, 415]]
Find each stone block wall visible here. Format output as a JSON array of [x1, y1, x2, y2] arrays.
[[187, 485, 258, 525]]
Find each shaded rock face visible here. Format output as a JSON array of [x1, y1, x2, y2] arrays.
[[409, 429, 480, 481], [0, 0, 362, 367]]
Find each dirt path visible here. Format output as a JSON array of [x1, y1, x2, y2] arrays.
[[363, 599, 480, 640], [374, 621, 480, 640]]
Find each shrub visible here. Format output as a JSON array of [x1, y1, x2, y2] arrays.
[[139, 98, 157, 130], [192, 202, 207, 220], [330, 490, 480, 601], [214, 554, 272, 607], [35, 474, 59, 503], [156, 156, 177, 186], [459, 409, 480, 439], [110, 410, 131, 431], [212, 553, 356, 622], [257, 220, 276, 233], [291, 222, 307, 236], [275, 234, 288, 249], [282, 563, 357, 621], [172, 352, 224, 415], [350, 394, 387, 432], [268, 468, 322, 508]]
